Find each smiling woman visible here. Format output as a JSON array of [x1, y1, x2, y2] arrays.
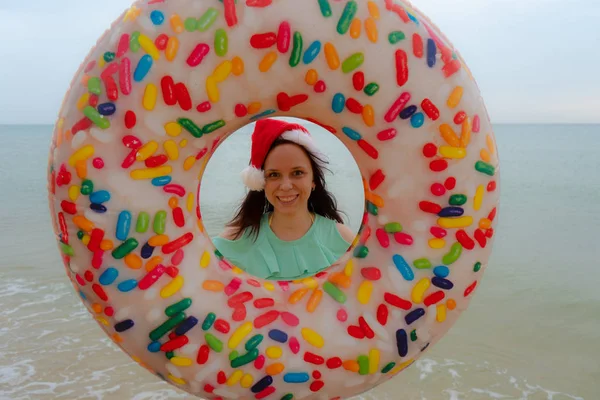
[[211, 118, 357, 280]]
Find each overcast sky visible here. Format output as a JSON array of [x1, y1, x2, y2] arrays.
[[0, 0, 598, 124]]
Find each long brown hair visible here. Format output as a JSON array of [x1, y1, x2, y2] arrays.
[[226, 138, 345, 240]]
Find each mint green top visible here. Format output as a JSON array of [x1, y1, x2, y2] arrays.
[[212, 213, 351, 281]]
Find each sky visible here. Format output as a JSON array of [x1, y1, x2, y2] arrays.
[[0, 0, 598, 124]]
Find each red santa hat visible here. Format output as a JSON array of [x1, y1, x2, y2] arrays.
[[241, 119, 322, 191]]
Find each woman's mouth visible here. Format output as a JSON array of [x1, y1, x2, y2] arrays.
[[276, 195, 299, 205]]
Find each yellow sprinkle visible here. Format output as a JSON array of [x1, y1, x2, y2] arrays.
[[68, 185, 80, 201], [436, 304, 447, 322], [301, 328, 324, 348], [460, 118, 471, 147], [123, 6, 141, 22], [136, 141, 159, 161], [183, 156, 196, 171], [206, 76, 219, 103], [213, 60, 233, 82], [474, 185, 484, 211], [96, 316, 109, 326], [170, 356, 193, 367], [73, 215, 94, 232], [487, 134, 496, 154], [439, 124, 461, 147], [227, 370, 244, 386], [98, 57, 106, 69], [259, 51, 278, 72], [168, 374, 186, 385], [411, 278, 431, 304], [187, 193, 194, 212], [232, 266, 244, 274], [165, 122, 183, 137], [170, 14, 184, 34], [124, 253, 143, 269], [305, 69, 318, 85], [344, 259, 354, 277], [240, 373, 254, 388], [368, 1, 380, 18], [362, 105, 375, 127], [324, 43, 340, 70], [130, 166, 173, 180], [229, 321, 253, 349], [350, 18, 361, 39], [77, 93, 90, 110], [232, 56, 245, 75], [160, 275, 184, 298], [164, 140, 179, 160], [247, 102, 261, 114], [81, 234, 90, 246], [264, 282, 275, 291], [266, 346, 283, 359], [390, 359, 414, 375], [138, 34, 160, 60], [149, 234, 170, 247], [480, 148, 491, 162], [68, 145, 94, 167], [200, 251, 211, 268], [143, 83, 158, 110], [301, 277, 318, 289], [447, 86, 464, 108], [357, 280, 373, 305], [166, 36, 179, 61], [365, 17, 378, 43], [438, 146, 466, 159], [437, 216, 473, 229], [428, 238, 445, 249], [369, 348, 380, 374]]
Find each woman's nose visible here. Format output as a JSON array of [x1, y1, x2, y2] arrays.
[[280, 178, 292, 190]]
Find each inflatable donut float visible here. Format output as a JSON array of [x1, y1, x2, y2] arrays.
[[48, 0, 500, 398]]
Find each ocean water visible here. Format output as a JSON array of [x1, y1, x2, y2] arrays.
[[1, 123, 599, 400]]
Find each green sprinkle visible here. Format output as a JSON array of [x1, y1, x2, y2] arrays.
[[229, 350, 239, 361], [111, 238, 138, 260], [442, 242, 463, 265], [166, 351, 174, 359], [357, 355, 369, 375], [130, 31, 141, 52], [153, 210, 167, 235], [205, 333, 223, 352], [87, 77, 101, 95], [214, 248, 223, 258], [202, 312, 216, 331], [103, 52, 115, 63], [80, 179, 94, 195], [381, 362, 396, 373], [289, 32, 303, 67], [184, 17, 197, 32], [178, 118, 203, 138], [60, 242, 74, 256], [353, 245, 369, 258], [214, 28, 228, 57], [384, 222, 402, 233], [281, 395, 294, 400], [202, 119, 226, 134], [245, 334, 264, 351], [198, 8, 218, 32], [364, 82, 379, 96], [83, 106, 110, 129], [318, 0, 332, 17], [413, 258, 432, 269], [323, 281, 347, 303], [149, 312, 186, 341], [337, 0, 357, 34], [410, 330, 417, 341], [449, 194, 467, 206], [165, 298, 192, 317], [474, 261, 482, 272], [342, 53, 364, 73], [136, 212, 150, 233], [388, 31, 406, 44], [230, 348, 259, 368], [475, 161, 495, 176], [366, 201, 378, 216], [77, 231, 84, 240]]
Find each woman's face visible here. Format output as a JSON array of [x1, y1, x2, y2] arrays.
[[263, 143, 315, 215]]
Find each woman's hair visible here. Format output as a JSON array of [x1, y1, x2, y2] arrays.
[[226, 137, 345, 240]]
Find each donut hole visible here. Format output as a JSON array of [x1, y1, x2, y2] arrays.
[[200, 117, 364, 281]]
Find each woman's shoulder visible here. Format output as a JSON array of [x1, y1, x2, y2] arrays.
[[335, 222, 356, 244], [315, 214, 355, 244]]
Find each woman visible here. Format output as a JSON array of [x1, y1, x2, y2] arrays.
[[212, 118, 356, 281]]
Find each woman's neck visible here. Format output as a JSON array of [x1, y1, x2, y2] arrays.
[[269, 210, 314, 241]]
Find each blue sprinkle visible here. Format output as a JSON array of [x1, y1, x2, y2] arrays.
[[438, 207, 464, 217], [303, 40, 322, 64], [141, 242, 154, 259], [116, 211, 132, 241], [405, 308, 425, 325], [411, 112, 425, 128], [427, 39, 436, 68], [393, 254, 414, 281], [114, 319, 134, 332], [332, 93, 345, 113], [175, 316, 199, 336], [151, 176, 172, 187], [90, 190, 111, 204], [79, 290, 86, 300], [431, 277, 454, 290], [399, 105, 417, 120], [117, 279, 138, 292], [396, 329, 408, 357], [134, 55, 153, 82], [150, 10, 165, 25], [283, 372, 309, 383], [251, 375, 273, 393], [250, 109, 276, 121], [97, 103, 116, 116], [90, 203, 107, 213], [407, 11, 419, 25], [99, 268, 119, 285], [342, 126, 362, 141], [148, 341, 162, 352], [433, 266, 450, 278], [268, 329, 288, 343]]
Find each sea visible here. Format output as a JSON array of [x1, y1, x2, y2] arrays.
[[1, 123, 598, 400]]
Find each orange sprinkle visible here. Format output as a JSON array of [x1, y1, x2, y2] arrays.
[[73, 215, 94, 232], [447, 299, 457, 310], [259, 51, 278, 72], [365, 191, 384, 208], [148, 235, 170, 247], [343, 360, 360, 372], [247, 102, 262, 114], [439, 124, 461, 147], [112, 333, 123, 343], [124, 253, 143, 269], [170, 14, 184, 34], [265, 363, 285, 375], [305, 69, 318, 86], [203, 280, 225, 291], [486, 135, 495, 154], [306, 288, 322, 313], [460, 118, 471, 148], [362, 104, 375, 127], [479, 218, 492, 230], [166, 36, 179, 61], [365, 17, 378, 43], [146, 256, 163, 272], [100, 239, 113, 251], [324, 43, 340, 70], [368, 1, 380, 18], [329, 272, 351, 288], [350, 18, 361, 39], [168, 197, 178, 209], [480, 149, 491, 162], [92, 303, 102, 313], [289, 288, 309, 304], [232, 56, 245, 76]]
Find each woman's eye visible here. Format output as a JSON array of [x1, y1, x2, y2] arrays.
[[293, 170, 304, 176], [268, 172, 279, 178]]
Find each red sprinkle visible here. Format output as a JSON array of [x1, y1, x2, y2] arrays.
[[165, 266, 179, 279], [375, 228, 390, 248], [197, 101, 212, 112], [424, 291, 445, 306], [87, 228, 104, 252], [394, 232, 413, 245], [124, 110, 136, 129], [203, 383, 214, 393], [384, 92, 410, 122], [464, 280, 478, 297], [235, 103, 248, 117], [186, 43, 210, 67], [163, 184, 186, 197], [103, 76, 118, 101], [412, 33, 423, 58], [423, 143, 437, 157], [104, 307, 114, 317], [256, 387, 276, 399], [430, 227, 447, 238], [473, 115, 481, 132], [421, 98, 440, 120], [289, 336, 300, 354], [376, 128, 397, 141], [444, 177, 457, 190], [254, 354, 266, 369], [122, 135, 142, 149], [162, 232, 194, 254], [395, 49, 409, 86], [250, 32, 277, 49], [358, 316, 375, 339], [254, 298, 275, 308], [61, 200, 77, 215], [310, 381, 325, 392], [92, 284, 108, 302], [232, 305, 246, 321], [357, 139, 379, 159], [353, 71, 365, 91], [277, 21, 291, 53], [175, 83, 192, 111], [92, 158, 104, 169], [456, 230, 475, 250], [488, 207, 497, 221], [155, 33, 168, 50], [377, 304, 388, 325], [346, 97, 363, 113], [228, 291, 253, 307], [369, 169, 385, 190], [88, 94, 99, 107], [474, 229, 487, 247], [487, 181, 497, 192], [214, 319, 230, 334], [304, 352, 324, 365], [71, 117, 92, 135], [361, 267, 381, 280], [431, 183, 446, 196], [84, 270, 94, 282], [419, 201, 442, 214], [326, 357, 342, 369], [138, 265, 166, 290], [76, 274, 85, 286], [172, 207, 185, 227], [486, 228, 494, 238], [314, 80, 326, 93], [121, 149, 137, 169], [217, 371, 227, 385], [384, 292, 412, 310], [429, 159, 448, 172], [91, 250, 103, 269], [443, 59, 462, 77], [347, 325, 365, 339], [312, 370, 321, 379], [223, 0, 238, 26], [161, 335, 189, 352], [454, 111, 467, 124], [197, 345, 209, 364], [145, 155, 168, 168], [254, 310, 279, 328]]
